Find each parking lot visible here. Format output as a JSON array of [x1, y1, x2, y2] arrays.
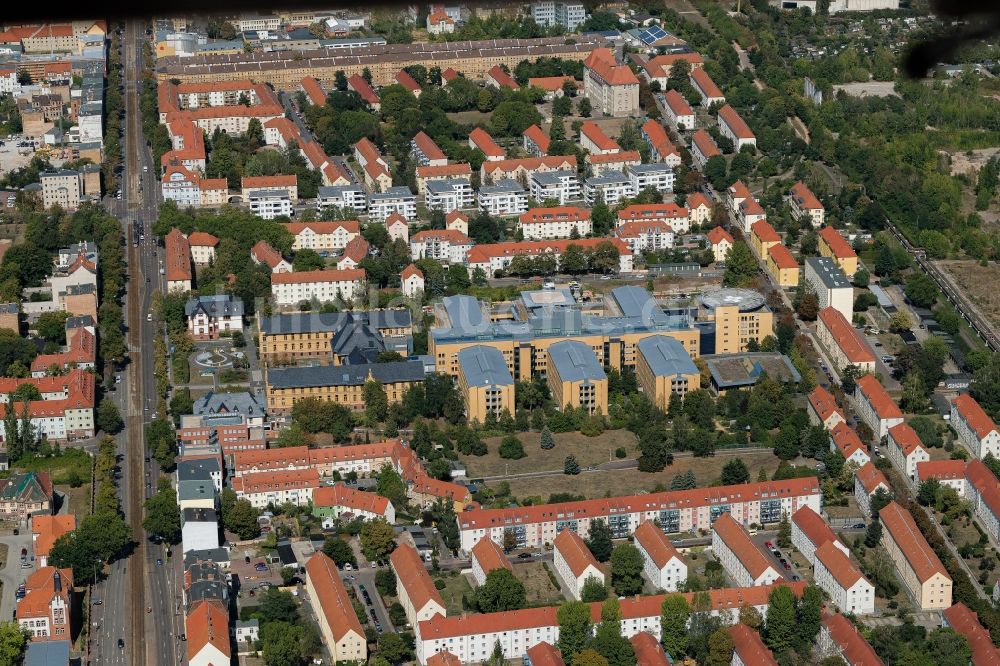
[[750, 534, 805, 583]]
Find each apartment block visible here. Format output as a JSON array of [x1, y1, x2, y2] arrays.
[[231, 469, 320, 508], [530, 170, 580, 205], [425, 179, 475, 213], [516, 206, 591, 240], [40, 170, 81, 211], [816, 307, 876, 374], [879, 502, 952, 610], [634, 520, 687, 592], [706, 227, 733, 263], [410, 230, 474, 265], [270, 268, 366, 306], [583, 48, 639, 117], [312, 484, 395, 524], [690, 129, 720, 169], [817, 614, 881, 665], [964, 460, 1000, 547], [830, 422, 870, 467], [304, 553, 367, 663], [457, 345, 515, 423], [615, 221, 675, 254], [616, 203, 690, 234], [818, 226, 858, 277], [805, 257, 853, 322], [16, 567, 72, 641], [855, 375, 903, 439], [391, 544, 446, 627], [547, 340, 608, 415], [470, 537, 512, 587], [466, 238, 633, 275], [730, 623, 777, 666], [814, 541, 875, 615], [368, 187, 417, 220], [887, 422, 929, 482], [855, 462, 890, 520], [583, 171, 632, 206], [789, 181, 824, 227], [627, 163, 674, 194], [791, 506, 849, 566], [711, 513, 782, 587], [807, 385, 845, 431], [916, 460, 966, 496], [717, 104, 756, 150], [264, 361, 426, 413], [553, 529, 604, 600], [766, 244, 799, 288], [479, 179, 528, 216], [951, 394, 1000, 459], [663, 90, 694, 131], [635, 335, 699, 409]]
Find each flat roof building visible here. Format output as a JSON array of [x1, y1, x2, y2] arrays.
[[805, 257, 853, 322]]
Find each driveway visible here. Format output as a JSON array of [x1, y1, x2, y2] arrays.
[[0, 531, 33, 621]]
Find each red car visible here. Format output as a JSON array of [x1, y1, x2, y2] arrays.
[[764, 541, 773, 549], [783, 563, 792, 570]]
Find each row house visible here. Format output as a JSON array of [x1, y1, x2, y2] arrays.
[[830, 422, 870, 467], [691, 129, 720, 169], [615, 221, 675, 254], [717, 104, 756, 151], [750, 219, 780, 258], [287, 220, 360, 252], [916, 460, 966, 496], [814, 541, 875, 615], [466, 237, 634, 277], [270, 269, 366, 306], [790, 506, 849, 566], [479, 179, 528, 216], [241, 174, 298, 203], [617, 203, 690, 234], [807, 385, 845, 431], [641, 119, 681, 167], [818, 226, 858, 277], [855, 462, 890, 520], [458, 476, 821, 551], [231, 468, 320, 508], [469, 127, 505, 162], [410, 230, 474, 265], [312, 483, 395, 524], [711, 513, 781, 587], [879, 502, 952, 610], [633, 520, 687, 592], [553, 529, 604, 600], [951, 393, 1000, 459], [470, 537, 513, 587], [855, 375, 904, 439], [816, 307, 876, 374], [182, 508, 220, 554], [886, 422, 929, 482], [516, 206, 591, 240]]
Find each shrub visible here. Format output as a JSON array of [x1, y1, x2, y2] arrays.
[[498, 435, 526, 460], [615, 447, 626, 459]]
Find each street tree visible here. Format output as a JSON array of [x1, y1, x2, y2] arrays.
[[610, 543, 644, 596], [143, 487, 181, 544]]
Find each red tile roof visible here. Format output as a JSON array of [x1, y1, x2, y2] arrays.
[[412, 131, 447, 162], [411, 229, 472, 245], [767, 243, 798, 270], [17, 566, 72, 622], [395, 70, 421, 93], [583, 48, 639, 86], [706, 226, 733, 246], [231, 468, 320, 494], [165, 228, 192, 282], [629, 632, 670, 665], [428, 10, 455, 26], [965, 460, 1000, 522], [641, 119, 677, 160], [242, 174, 297, 190], [822, 614, 884, 666], [856, 462, 890, 495], [270, 268, 365, 285], [251, 240, 285, 269], [818, 307, 876, 364], [664, 89, 693, 118], [718, 104, 755, 140], [390, 543, 445, 614], [186, 599, 230, 661], [528, 76, 576, 92], [31, 514, 75, 559], [879, 502, 949, 583], [634, 520, 681, 569], [471, 537, 512, 576], [305, 552, 365, 642], [30, 327, 96, 373], [589, 150, 641, 166], [466, 237, 632, 265], [816, 540, 868, 590], [347, 74, 379, 105], [831, 422, 867, 460], [752, 219, 780, 243], [808, 386, 844, 425], [917, 459, 966, 482], [525, 642, 565, 666], [187, 231, 219, 247], [791, 181, 822, 210], [692, 129, 720, 158], [713, 513, 775, 579], [427, 652, 463, 666], [554, 529, 601, 578], [416, 163, 472, 179], [888, 422, 924, 456], [792, 506, 840, 550], [953, 394, 998, 440], [580, 121, 619, 152], [943, 603, 1000, 666], [645, 52, 704, 77], [819, 226, 857, 259], [486, 64, 519, 89], [519, 206, 589, 224], [401, 264, 423, 281], [616, 221, 674, 239], [300, 76, 327, 107], [729, 624, 778, 666], [340, 236, 370, 264], [523, 124, 550, 154], [483, 155, 577, 178], [617, 203, 688, 222], [313, 483, 389, 516], [286, 221, 360, 236], [469, 127, 505, 159], [441, 67, 459, 82], [690, 67, 723, 99]]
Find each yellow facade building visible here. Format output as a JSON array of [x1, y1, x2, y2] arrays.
[[766, 244, 800, 288], [635, 336, 700, 410], [264, 360, 425, 414], [818, 226, 859, 278], [696, 288, 774, 355], [456, 346, 516, 423], [258, 311, 413, 366], [547, 341, 608, 415]]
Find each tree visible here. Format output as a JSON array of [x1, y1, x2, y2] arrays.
[[739, 603, 763, 629], [97, 399, 123, 434], [0, 621, 28, 666], [904, 273, 938, 308], [292, 248, 326, 272], [795, 585, 823, 654], [143, 487, 181, 544], [220, 488, 261, 540], [581, 576, 608, 602], [720, 458, 750, 485], [777, 513, 791, 548], [707, 628, 735, 666], [571, 650, 609, 666], [925, 628, 971, 666], [591, 598, 636, 666], [660, 594, 690, 657], [577, 97, 592, 117], [499, 435, 526, 459], [764, 585, 797, 653], [564, 455, 581, 475], [586, 520, 613, 562], [376, 463, 408, 508], [610, 543, 644, 596], [797, 292, 820, 321], [322, 536, 357, 567], [35, 310, 70, 344], [363, 380, 389, 423], [971, 352, 1000, 419], [360, 518, 396, 561], [477, 568, 527, 613], [557, 601, 593, 660], [377, 631, 411, 664], [375, 569, 397, 597], [540, 427, 555, 449], [723, 242, 758, 287], [865, 519, 883, 548]]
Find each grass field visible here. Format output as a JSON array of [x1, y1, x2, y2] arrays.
[[497, 450, 781, 501], [464, 430, 639, 479], [513, 561, 565, 605], [61, 483, 92, 519], [433, 572, 474, 615], [16, 450, 92, 485], [938, 260, 1000, 330]]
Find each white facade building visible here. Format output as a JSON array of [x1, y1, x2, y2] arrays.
[[368, 186, 417, 220], [553, 530, 604, 601], [626, 163, 674, 194], [583, 172, 632, 206], [270, 269, 366, 305], [711, 513, 781, 588], [951, 394, 1000, 460], [529, 170, 580, 206], [634, 521, 687, 592], [814, 541, 876, 615], [478, 180, 528, 217], [425, 179, 474, 213], [247, 189, 293, 220]]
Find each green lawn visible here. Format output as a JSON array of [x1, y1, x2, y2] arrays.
[[15, 450, 92, 485], [432, 572, 473, 615]]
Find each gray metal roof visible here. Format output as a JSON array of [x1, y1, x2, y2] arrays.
[[177, 458, 221, 482], [182, 507, 219, 523], [479, 179, 524, 194], [193, 391, 265, 417], [40, 169, 80, 178], [805, 256, 851, 290], [548, 340, 606, 383], [586, 171, 630, 186], [369, 186, 414, 201], [260, 310, 412, 335], [24, 641, 70, 666], [637, 335, 698, 377], [178, 479, 217, 501], [184, 547, 231, 566], [702, 352, 801, 389], [532, 170, 577, 186], [318, 185, 364, 196], [457, 346, 514, 387], [627, 162, 672, 175], [267, 360, 425, 389], [425, 178, 472, 194], [185, 293, 244, 318]]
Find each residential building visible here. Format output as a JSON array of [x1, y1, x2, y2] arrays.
[[879, 502, 952, 609], [766, 244, 799, 288], [231, 469, 320, 508], [30, 327, 96, 378], [457, 346, 515, 423], [626, 163, 674, 194], [547, 340, 608, 415], [790, 181, 824, 227], [523, 124, 550, 157], [185, 294, 243, 340], [336, 237, 370, 270], [691, 129, 720, 169], [706, 227, 733, 263], [484, 64, 519, 89], [887, 423, 929, 482], [529, 76, 577, 100], [634, 520, 687, 592], [312, 484, 395, 524], [0, 371, 96, 444], [817, 614, 883, 666], [387, 213, 409, 243], [39, 170, 81, 211], [16, 567, 72, 641], [247, 188, 293, 219], [191, 391, 267, 428], [580, 121, 619, 155], [482, 155, 576, 185], [305, 553, 368, 663], [530, 170, 580, 205], [264, 360, 425, 413], [425, 178, 474, 213], [186, 600, 231, 666], [750, 219, 780, 257], [288, 220, 360, 252], [730, 622, 778, 666], [817, 307, 876, 373], [712, 513, 782, 587], [818, 227, 858, 277], [917, 460, 966, 496], [410, 230, 474, 265], [690, 68, 725, 106], [525, 642, 564, 666], [417, 164, 473, 194], [941, 602, 1000, 665], [805, 257, 853, 322], [737, 196, 767, 234], [589, 150, 643, 178], [791, 506, 849, 566], [717, 105, 756, 150], [553, 529, 604, 601], [249, 240, 291, 274], [630, 632, 669, 665], [188, 232, 219, 265], [411, 131, 448, 166], [641, 53, 705, 87], [531, 2, 588, 31], [964, 460, 1000, 548], [615, 221, 675, 254], [427, 10, 456, 34], [347, 74, 380, 110], [830, 422, 870, 467], [584, 171, 632, 206], [469, 127, 505, 162], [479, 179, 528, 216], [470, 537, 512, 587], [617, 203, 690, 234], [401, 264, 424, 300], [270, 268, 366, 306], [368, 187, 417, 220], [31, 514, 74, 568], [663, 90, 695, 131], [241, 174, 298, 203], [855, 375, 904, 439], [635, 335, 699, 410], [583, 48, 639, 117], [391, 543, 447, 627], [641, 119, 681, 166], [517, 206, 591, 240], [855, 462, 890, 520], [814, 542, 875, 615], [951, 394, 1000, 459], [182, 508, 220, 553], [166, 228, 193, 292], [316, 186, 367, 213]]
